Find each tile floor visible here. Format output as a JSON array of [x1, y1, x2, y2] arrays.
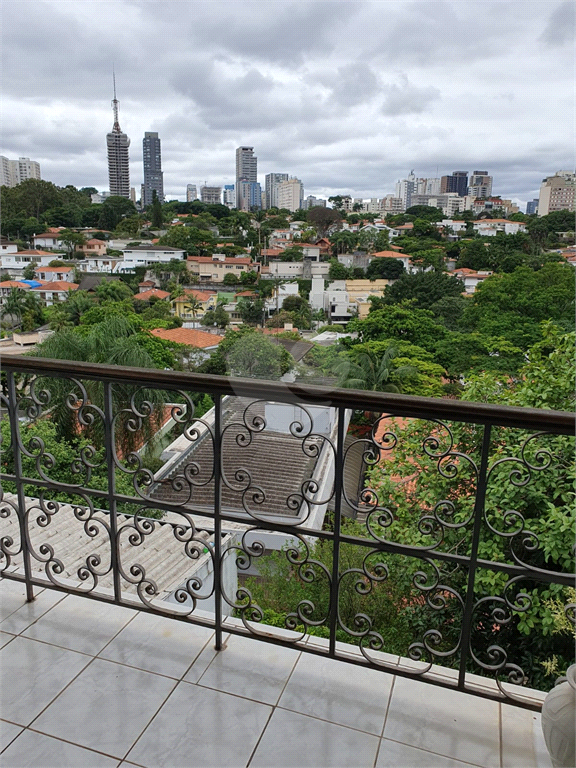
[[1, 578, 552, 768]]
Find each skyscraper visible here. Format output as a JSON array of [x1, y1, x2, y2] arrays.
[[468, 171, 493, 199], [440, 171, 468, 197], [106, 75, 130, 198], [186, 184, 197, 202], [265, 173, 289, 209], [235, 146, 257, 210], [142, 132, 164, 207]]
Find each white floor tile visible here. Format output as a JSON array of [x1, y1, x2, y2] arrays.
[[2, 729, 121, 767], [0, 720, 23, 752], [32, 658, 176, 759], [377, 738, 483, 767], [0, 630, 15, 649], [1, 586, 65, 634], [127, 681, 271, 768], [251, 708, 380, 768], [278, 651, 393, 735], [99, 610, 214, 678], [198, 633, 300, 704], [502, 704, 552, 768], [384, 676, 500, 767], [182, 632, 230, 683], [1, 636, 91, 726], [23, 594, 135, 655]]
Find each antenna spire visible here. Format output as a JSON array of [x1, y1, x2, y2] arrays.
[[111, 67, 121, 133]]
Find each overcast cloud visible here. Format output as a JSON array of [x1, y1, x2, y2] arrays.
[[1, 0, 574, 208]]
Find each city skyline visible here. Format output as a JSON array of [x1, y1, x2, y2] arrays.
[[1, 0, 573, 206]]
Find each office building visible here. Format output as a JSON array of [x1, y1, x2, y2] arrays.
[[186, 185, 197, 202], [526, 199, 539, 215], [200, 186, 222, 205], [265, 173, 289, 209], [440, 172, 468, 197], [235, 146, 257, 210], [106, 78, 130, 198], [468, 171, 493, 199], [537, 171, 576, 216], [1, 156, 41, 187], [142, 132, 164, 207]]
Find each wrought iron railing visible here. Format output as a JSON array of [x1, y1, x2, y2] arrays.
[[1, 354, 574, 711]]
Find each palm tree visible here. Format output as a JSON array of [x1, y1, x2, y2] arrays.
[[183, 294, 203, 323], [334, 347, 416, 393], [1, 287, 29, 327], [30, 316, 169, 459]]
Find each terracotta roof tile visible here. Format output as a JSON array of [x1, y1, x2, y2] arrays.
[[149, 327, 224, 348], [133, 288, 171, 301]]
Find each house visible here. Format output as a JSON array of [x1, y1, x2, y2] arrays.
[[149, 327, 224, 363], [138, 280, 157, 292], [171, 290, 217, 322], [0, 250, 57, 279], [472, 219, 527, 236], [132, 288, 171, 302], [0, 238, 18, 254], [369, 250, 415, 273], [187, 255, 259, 283], [0, 280, 31, 308], [75, 256, 124, 274], [34, 266, 75, 283], [388, 222, 414, 238], [31, 232, 65, 250], [115, 246, 186, 272], [77, 239, 107, 257], [31, 281, 79, 306], [451, 267, 493, 293]]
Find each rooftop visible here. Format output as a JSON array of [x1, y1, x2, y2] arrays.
[[133, 288, 171, 301], [0, 578, 551, 768], [149, 327, 224, 348]]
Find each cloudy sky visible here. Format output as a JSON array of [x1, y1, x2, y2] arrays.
[[2, 0, 574, 208]]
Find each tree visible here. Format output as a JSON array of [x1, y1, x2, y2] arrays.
[[333, 346, 416, 393], [348, 302, 447, 353], [95, 280, 134, 303], [180, 294, 203, 322], [22, 262, 38, 280], [1, 287, 29, 326], [97, 196, 137, 231], [282, 294, 307, 313], [59, 229, 86, 257], [405, 205, 444, 222], [223, 272, 239, 286], [226, 331, 286, 379], [462, 263, 575, 350], [328, 259, 349, 280], [237, 297, 265, 325], [383, 271, 464, 310], [278, 246, 304, 262], [202, 304, 229, 329], [240, 270, 259, 285], [306, 207, 342, 237], [366, 258, 405, 280], [150, 190, 163, 229]]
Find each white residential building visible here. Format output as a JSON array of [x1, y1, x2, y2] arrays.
[[277, 178, 304, 212], [0, 156, 41, 187], [537, 171, 576, 216], [115, 246, 186, 272]]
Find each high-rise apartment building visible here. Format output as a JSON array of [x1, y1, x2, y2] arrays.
[[396, 170, 418, 209], [186, 184, 197, 202], [526, 199, 539, 215], [265, 173, 289, 209], [142, 132, 164, 207], [236, 180, 262, 211], [223, 185, 235, 208], [277, 178, 304, 212], [106, 79, 130, 198], [0, 156, 41, 187], [468, 171, 493, 199], [235, 146, 257, 210], [200, 186, 222, 205], [440, 171, 468, 197], [537, 171, 576, 216]]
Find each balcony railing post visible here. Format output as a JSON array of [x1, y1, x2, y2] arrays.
[[102, 381, 121, 603], [213, 394, 223, 651], [6, 371, 35, 602], [458, 422, 493, 689], [328, 406, 346, 656]]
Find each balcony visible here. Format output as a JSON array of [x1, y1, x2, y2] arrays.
[[1, 354, 574, 767]]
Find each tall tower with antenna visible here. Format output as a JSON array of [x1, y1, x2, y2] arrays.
[[106, 72, 131, 198]]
